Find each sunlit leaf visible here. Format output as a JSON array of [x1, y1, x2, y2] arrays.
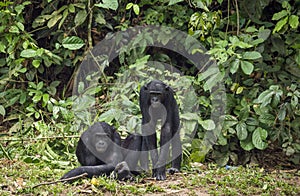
[[252, 127, 268, 150], [241, 60, 254, 75], [272, 10, 288, 20], [168, 0, 184, 6], [47, 14, 62, 28], [133, 4, 140, 15], [289, 15, 299, 29], [199, 119, 215, 131], [273, 16, 288, 33], [240, 136, 254, 151], [95, 0, 118, 11], [20, 49, 37, 58], [236, 122, 248, 140], [242, 51, 262, 60], [74, 10, 87, 26], [0, 105, 5, 116], [62, 36, 85, 50]]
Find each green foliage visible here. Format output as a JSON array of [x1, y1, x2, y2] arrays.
[[272, 1, 299, 33], [1, 0, 300, 171], [198, 0, 300, 165]]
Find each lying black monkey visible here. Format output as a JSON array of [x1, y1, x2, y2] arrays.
[[61, 122, 142, 180], [140, 80, 182, 181]]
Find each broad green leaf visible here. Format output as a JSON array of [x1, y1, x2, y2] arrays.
[[95, 13, 106, 25], [37, 82, 43, 90], [127, 117, 138, 132], [74, 10, 87, 26], [62, 36, 85, 50], [168, 0, 184, 5], [273, 16, 288, 33], [43, 94, 50, 104], [18, 68, 27, 73], [259, 113, 275, 125], [9, 26, 19, 33], [78, 82, 85, 94], [32, 60, 41, 68], [53, 106, 60, 119], [258, 28, 271, 40], [0, 41, 6, 53], [252, 127, 268, 150], [33, 95, 42, 103], [16, 22, 24, 31], [286, 146, 295, 156], [34, 112, 40, 119], [95, 0, 118, 11], [255, 90, 273, 106], [291, 95, 298, 109], [181, 112, 199, 121], [246, 117, 259, 126], [0, 105, 5, 116], [223, 115, 238, 129], [50, 81, 61, 88], [133, 4, 140, 15], [73, 3, 86, 9], [69, 4, 75, 13], [126, 3, 133, 9], [278, 106, 286, 121], [59, 9, 69, 29], [236, 86, 244, 94], [217, 133, 227, 146], [289, 15, 299, 29], [199, 119, 215, 131], [245, 26, 257, 33], [47, 14, 62, 28], [240, 60, 254, 75], [99, 109, 119, 123], [282, 1, 291, 10], [236, 122, 247, 140], [251, 38, 264, 46], [236, 41, 252, 49], [272, 10, 288, 20], [242, 51, 262, 60], [240, 136, 254, 151], [20, 92, 27, 104], [20, 49, 37, 58], [230, 58, 240, 74]]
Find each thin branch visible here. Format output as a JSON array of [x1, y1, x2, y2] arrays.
[[87, 0, 93, 49], [32, 173, 88, 188], [0, 135, 80, 142], [234, 0, 240, 35], [225, 0, 230, 39]]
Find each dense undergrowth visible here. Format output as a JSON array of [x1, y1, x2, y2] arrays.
[[1, 159, 300, 195], [0, 0, 299, 182]]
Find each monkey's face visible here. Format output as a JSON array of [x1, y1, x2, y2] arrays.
[[150, 92, 163, 108], [94, 133, 110, 153]]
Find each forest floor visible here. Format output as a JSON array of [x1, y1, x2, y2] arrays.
[[1, 159, 300, 195]]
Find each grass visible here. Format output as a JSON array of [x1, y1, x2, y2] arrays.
[[0, 159, 299, 195]]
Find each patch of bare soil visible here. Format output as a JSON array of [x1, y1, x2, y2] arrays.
[[141, 173, 209, 196]]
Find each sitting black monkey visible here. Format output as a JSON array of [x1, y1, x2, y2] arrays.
[[140, 80, 182, 181], [61, 122, 142, 181]]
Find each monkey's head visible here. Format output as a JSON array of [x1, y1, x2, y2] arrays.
[[94, 132, 110, 153], [145, 80, 170, 108], [82, 122, 114, 154]]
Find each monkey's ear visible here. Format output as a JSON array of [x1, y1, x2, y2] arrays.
[[165, 85, 174, 93], [143, 83, 149, 91], [165, 85, 171, 91]]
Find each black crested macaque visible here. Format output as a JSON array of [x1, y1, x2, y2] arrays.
[[140, 80, 182, 181], [61, 122, 142, 181]]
